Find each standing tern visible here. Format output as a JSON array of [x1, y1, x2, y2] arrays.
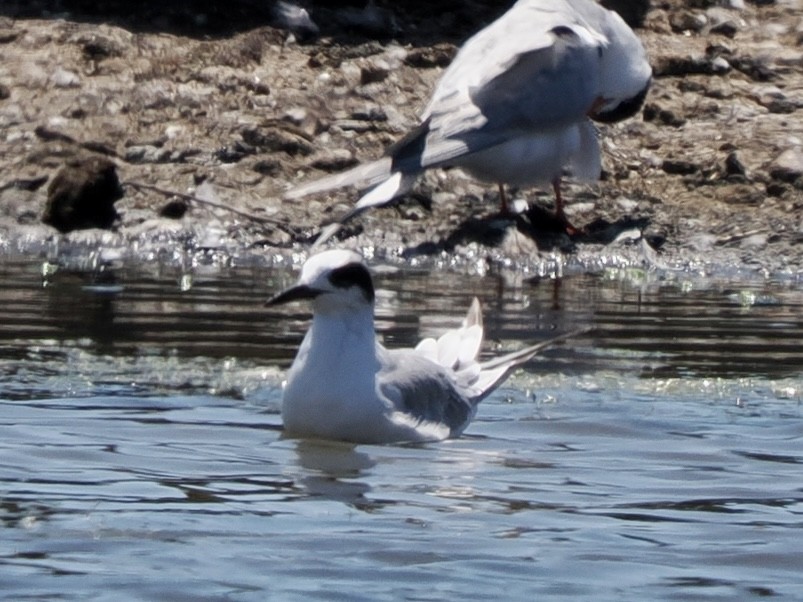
[[284, 0, 652, 236], [268, 249, 585, 444]]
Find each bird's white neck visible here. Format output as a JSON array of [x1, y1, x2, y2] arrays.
[[307, 303, 377, 353], [281, 302, 382, 439]]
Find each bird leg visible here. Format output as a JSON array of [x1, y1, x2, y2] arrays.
[[497, 183, 509, 214], [552, 178, 581, 236]]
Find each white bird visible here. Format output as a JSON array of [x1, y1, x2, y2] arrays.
[[284, 0, 652, 235], [267, 249, 585, 444]]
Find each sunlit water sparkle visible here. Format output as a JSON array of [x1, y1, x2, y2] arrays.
[[1, 255, 802, 601]]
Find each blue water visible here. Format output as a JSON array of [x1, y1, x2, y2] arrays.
[[1, 255, 802, 600]]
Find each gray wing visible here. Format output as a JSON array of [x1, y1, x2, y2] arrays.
[[413, 3, 606, 169], [378, 349, 477, 439]]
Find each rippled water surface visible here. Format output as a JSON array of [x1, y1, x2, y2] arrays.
[[2, 255, 802, 601]]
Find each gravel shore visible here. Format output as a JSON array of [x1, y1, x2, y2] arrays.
[[1, 1, 801, 277]]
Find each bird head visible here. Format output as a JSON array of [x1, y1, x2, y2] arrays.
[[588, 7, 652, 124], [267, 249, 375, 314]]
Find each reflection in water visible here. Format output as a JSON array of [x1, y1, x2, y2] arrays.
[[1, 255, 802, 383], [292, 440, 375, 508]]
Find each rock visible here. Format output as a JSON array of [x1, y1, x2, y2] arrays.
[[124, 144, 174, 163], [662, 159, 700, 175], [725, 151, 747, 177], [643, 103, 686, 127], [50, 67, 81, 88], [730, 56, 777, 81], [0, 83, 9, 100], [160, 199, 189, 219], [706, 8, 743, 37], [769, 148, 803, 183], [710, 56, 731, 73], [350, 105, 387, 122], [251, 158, 282, 176], [360, 60, 390, 85], [78, 34, 124, 61], [308, 148, 357, 172], [241, 126, 313, 156], [42, 156, 123, 232], [403, 44, 455, 69], [281, 107, 308, 126], [652, 55, 719, 77], [670, 11, 707, 33]]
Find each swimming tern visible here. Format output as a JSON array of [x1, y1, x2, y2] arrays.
[[267, 249, 586, 444], [284, 0, 651, 237]]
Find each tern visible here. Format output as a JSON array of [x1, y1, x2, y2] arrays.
[[284, 0, 652, 236], [268, 249, 585, 444]]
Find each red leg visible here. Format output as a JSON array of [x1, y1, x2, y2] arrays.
[[552, 178, 580, 235], [498, 183, 508, 214]]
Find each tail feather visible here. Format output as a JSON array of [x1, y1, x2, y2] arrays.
[[472, 326, 591, 402], [283, 157, 394, 201], [309, 171, 418, 249]]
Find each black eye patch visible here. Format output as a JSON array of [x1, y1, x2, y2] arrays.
[[592, 81, 651, 124], [328, 263, 375, 303]]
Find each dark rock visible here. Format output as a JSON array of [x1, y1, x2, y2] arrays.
[[160, 199, 189, 219], [80, 35, 124, 61], [0, 83, 9, 100], [730, 56, 777, 81], [709, 20, 739, 38], [215, 143, 251, 164], [360, 62, 390, 85], [42, 157, 123, 232], [251, 158, 282, 176], [403, 44, 455, 69], [662, 159, 700, 175], [652, 56, 718, 77], [241, 126, 313, 156], [765, 98, 798, 114], [725, 152, 747, 177], [766, 182, 788, 197], [643, 103, 686, 127]]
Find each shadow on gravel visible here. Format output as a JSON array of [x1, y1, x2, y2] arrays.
[[0, 0, 509, 43], [0, 1, 646, 42], [403, 203, 654, 257]]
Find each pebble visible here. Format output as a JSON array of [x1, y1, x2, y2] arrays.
[[50, 67, 80, 88], [670, 11, 707, 33], [308, 149, 357, 172], [769, 148, 803, 182], [706, 8, 744, 37]]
